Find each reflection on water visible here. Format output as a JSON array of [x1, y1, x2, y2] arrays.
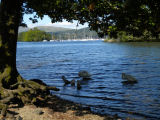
[[17, 41, 160, 119]]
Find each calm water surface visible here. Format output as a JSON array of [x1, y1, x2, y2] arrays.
[[17, 41, 160, 120]]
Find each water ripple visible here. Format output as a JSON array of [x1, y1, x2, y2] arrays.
[[17, 41, 160, 119]]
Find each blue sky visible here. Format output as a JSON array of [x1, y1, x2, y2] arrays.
[[23, 14, 88, 29]]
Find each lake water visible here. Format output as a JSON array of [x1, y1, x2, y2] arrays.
[[17, 41, 160, 120]]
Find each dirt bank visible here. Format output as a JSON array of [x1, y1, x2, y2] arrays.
[[2, 95, 122, 120]]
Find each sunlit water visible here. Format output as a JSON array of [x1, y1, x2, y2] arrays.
[[17, 41, 160, 120]]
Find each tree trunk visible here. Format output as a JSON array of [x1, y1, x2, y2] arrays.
[[0, 1, 59, 116], [0, 0, 23, 88]]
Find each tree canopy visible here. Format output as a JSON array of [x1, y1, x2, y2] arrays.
[[79, 0, 160, 38], [18, 0, 160, 39]]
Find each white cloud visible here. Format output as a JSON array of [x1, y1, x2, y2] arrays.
[[24, 14, 88, 29], [27, 24, 38, 28], [28, 21, 88, 29], [47, 21, 75, 28]]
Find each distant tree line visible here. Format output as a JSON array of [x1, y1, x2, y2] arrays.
[[117, 30, 160, 42], [104, 30, 160, 42], [18, 27, 100, 41], [53, 28, 99, 40], [18, 28, 52, 42]]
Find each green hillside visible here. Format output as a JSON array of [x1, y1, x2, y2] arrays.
[[18, 26, 73, 33], [35, 26, 73, 32]]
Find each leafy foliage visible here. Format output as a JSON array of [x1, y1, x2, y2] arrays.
[[72, 0, 160, 38], [2, 0, 160, 39], [16, 0, 160, 39]]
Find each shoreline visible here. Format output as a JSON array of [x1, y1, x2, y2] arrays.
[[104, 38, 160, 43], [4, 94, 121, 120]]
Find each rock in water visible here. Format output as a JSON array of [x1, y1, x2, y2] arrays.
[[77, 80, 81, 90], [122, 73, 138, 84], [71, 79, 75, 86], [78, 70, 91, 79], [62, 76, 70, 84]]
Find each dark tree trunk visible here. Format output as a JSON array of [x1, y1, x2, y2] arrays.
[[0, 1, 59, 116], [0, 0, 23, 88]]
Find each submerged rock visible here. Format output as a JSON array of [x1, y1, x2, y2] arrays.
[[62, 76, 70, 84], [122, 73, 138, 84], [77, 80, 81, 90], [78, 70, 91, 79], [71, 79, 75, 86]]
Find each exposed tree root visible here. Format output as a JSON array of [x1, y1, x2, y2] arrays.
[[0, 78, 59, 117]]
